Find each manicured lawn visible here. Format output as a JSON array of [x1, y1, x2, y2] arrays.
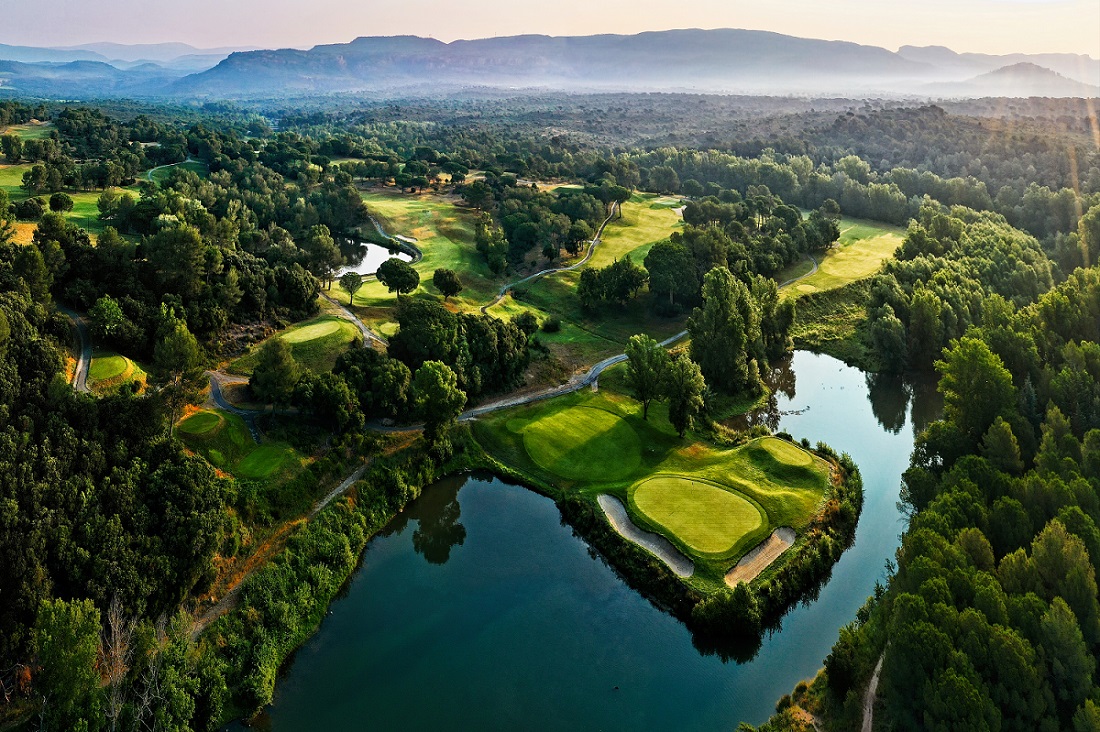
[[587, 194, 683, 268], [87, 351, 147, 394], [0, 162, 138, 240], [631, 475, 764, 555], [149, 160, 208, 184], [228, 314, 360, 376], [522, 405, 642, 482], [345, 190, 497, 312], [783, 216, 904, 298], [471, 385, 831, 588], [178, 408, 305, 482], [2, 122, 54, 140]]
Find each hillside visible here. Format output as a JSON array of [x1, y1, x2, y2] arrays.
[[924, 61, 1100, 98]]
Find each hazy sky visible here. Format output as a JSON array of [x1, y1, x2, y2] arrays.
[[4, 0, 1098, 57]]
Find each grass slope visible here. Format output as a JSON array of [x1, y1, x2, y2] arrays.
[[783, 216, 904, 298], [228, 313, 359, 376], [87, 351, 148, 394], [178, 409, 304, 482]]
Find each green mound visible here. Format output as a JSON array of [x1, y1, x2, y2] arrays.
[[523, 406, 641, 482], [283, 319, 342, 343], [89, 354, 128, 382], [178, 410, 223, 436], [236, 445, 296, 480], [632, 475, 764, 555], [760, 437, 812, 466], [745, 438, 821, 486]]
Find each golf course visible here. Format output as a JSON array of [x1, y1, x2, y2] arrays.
[[178, 407, 304, 481], [471, 378, 834, 591]]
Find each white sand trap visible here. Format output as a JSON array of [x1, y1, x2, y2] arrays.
[[725, 527, 797, 586], [598, 494, 694, 578]]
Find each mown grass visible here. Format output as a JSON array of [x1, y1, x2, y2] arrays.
[[87, 350, 148, 394], [0, 162, 139, 240], [471, 385, 830, 589], [1, 122, 54, 140], [342, 190, 498, 314], [783, 216, 904, 298], [178, 409, 305, 482], [631, 475, 764, 555], [150, 160, 208, 184], [228, 314, 359, 376]]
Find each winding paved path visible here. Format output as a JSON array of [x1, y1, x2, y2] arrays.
[[778, 254, 818, 289], [59, 307, 91, 393], [862, 651, 885, 732], [146, 156, 198, 183], [480, 204, 619, 315]]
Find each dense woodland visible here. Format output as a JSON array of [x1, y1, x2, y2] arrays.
[[0, 93, 1098, 730]]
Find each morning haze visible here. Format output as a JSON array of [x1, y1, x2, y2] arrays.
[[2, 0, 1098, 56]]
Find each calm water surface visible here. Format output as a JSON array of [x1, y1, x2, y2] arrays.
[[338, 239, 413, 277], [239, 351, 939, 730]]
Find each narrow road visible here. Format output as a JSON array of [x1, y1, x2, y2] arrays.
[[146, 156, 198, 183], [480, 203, 620, 315], [205, 370, 262, 442], [321, 291, 387, 346], [778, 254, 818, 288], [189, 462, 369, 640], [862, 651, 885, 732], [60, 307, 92, 393]]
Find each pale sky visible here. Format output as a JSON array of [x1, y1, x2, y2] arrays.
[[3, 0, 1098, 57]]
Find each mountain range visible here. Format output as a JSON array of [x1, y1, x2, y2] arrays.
[[0, 30, 1096, 100]]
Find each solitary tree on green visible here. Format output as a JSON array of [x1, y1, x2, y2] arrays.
[[624, 333, 669, 420], [377, 257, 420, 296], [433, 268, 463, 301], [339, 271, 364, 304], [250, 338, 300, 409]]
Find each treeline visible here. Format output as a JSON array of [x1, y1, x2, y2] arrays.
[[760, 267, 1100, 732], [865, 201, 1056, 372]]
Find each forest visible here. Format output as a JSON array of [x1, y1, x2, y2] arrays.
[[0, 91, 1097, 731]]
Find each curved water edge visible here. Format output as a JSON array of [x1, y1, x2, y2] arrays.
[[336, 215, 423, 277], [234, 351, 941, 730], [597, 493, 694, 578]]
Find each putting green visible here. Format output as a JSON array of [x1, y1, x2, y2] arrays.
[[282, 319, 342, 343], [89, 354, 128, 382], [178, 410, 223, 436], [633, 475, 764, 555], [760, 437, 812, 466], [236, 445, 295, 479], [523, 406, 641, 482]]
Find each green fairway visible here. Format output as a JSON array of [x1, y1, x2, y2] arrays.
[[783, 217, 904, 298], [236, 444, 300, 479], [472, 384, 832, 587], [2, 123, 54, 140], [88, 354, 128, 382], [229, 314, 359, 375], [587, 194, 683, 268], [522, 405, 642, 482], [178, 408, 304, 482], [87, 351, 147, 393], [282, 319, 342, 343], [150, 160, 208, 184], [632, 475, 764, 555], [178, 410, 223, 435], [0, 162, 137, 240], [347, 190, 497, 311]]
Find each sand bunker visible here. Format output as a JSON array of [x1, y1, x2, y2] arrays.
[[724, 527, 797, 586], [598, 494, 694, 578]]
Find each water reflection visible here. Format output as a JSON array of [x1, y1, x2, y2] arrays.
[[382, 476, 468, 565], [337, 238, 414, 277], [728, 355, 942, 439]]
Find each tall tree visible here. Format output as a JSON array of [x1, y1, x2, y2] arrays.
[[664, 353, 706, 437], [688, 267, 761, 394], [936, 337, 1017, 442], [33, 598, 103, 731], [377, 257, 420, 296], [412, 360, 466, 447], [250, 338, 300, 409], [624, 334, 669, 420], [432, 268, 463, 301], [339, 271, 364, 304], [153, 308, 202, 433]]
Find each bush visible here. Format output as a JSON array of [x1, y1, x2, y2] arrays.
[[541, 316, 561, 333]]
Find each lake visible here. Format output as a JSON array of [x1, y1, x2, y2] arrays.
[[237, 350, 939, 730]]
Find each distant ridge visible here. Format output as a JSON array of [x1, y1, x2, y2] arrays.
[[1, 29, 1097, 100], [924, 62, 1100, 98]]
